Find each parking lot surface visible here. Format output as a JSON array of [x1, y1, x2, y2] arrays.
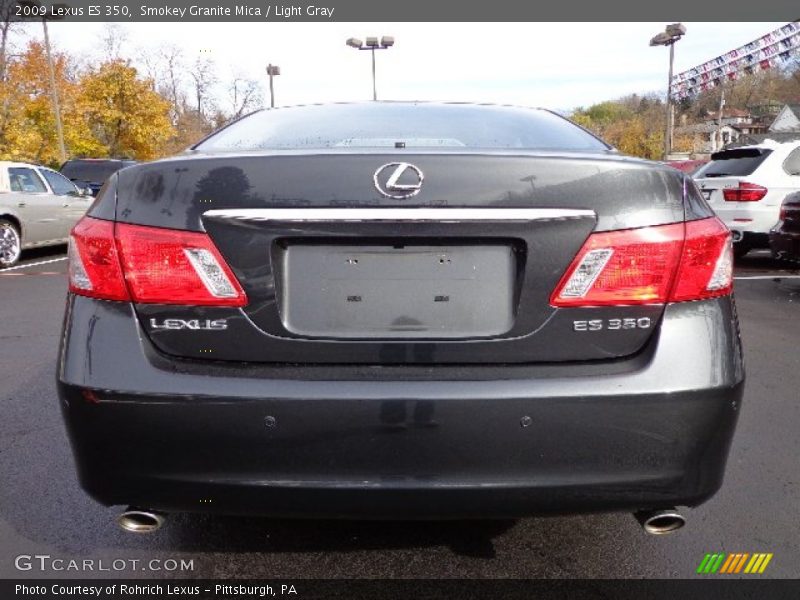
[[1, 246, 798, 579]]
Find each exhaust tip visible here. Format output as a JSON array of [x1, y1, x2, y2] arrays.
[[117, 508, 166, 534], [635, 509, 686, 535]]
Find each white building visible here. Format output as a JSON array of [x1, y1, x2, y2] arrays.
[[769, 105, 800, 132]]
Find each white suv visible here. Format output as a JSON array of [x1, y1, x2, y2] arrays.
[[693, 140, 800, 258]]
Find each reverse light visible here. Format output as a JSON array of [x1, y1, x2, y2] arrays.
[[722, 182, 767, 202], [68, 217, 247, 307], [551, 217, 732, 307]]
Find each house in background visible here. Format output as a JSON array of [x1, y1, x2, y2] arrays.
[[726, 104, 800, 148], [677, 104, 800, 157], [769, 104, 800, 132], [675, 108, 753, 156]]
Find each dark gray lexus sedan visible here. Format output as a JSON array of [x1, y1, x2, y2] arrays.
[[57, 102, 743, 535]]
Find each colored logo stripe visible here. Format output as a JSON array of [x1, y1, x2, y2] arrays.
[[697, 553, 773, 574], [745, 553, 773, 574]]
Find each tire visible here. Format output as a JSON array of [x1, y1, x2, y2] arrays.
[[733, 243, 750, 260], [0, 219, 22, 268]]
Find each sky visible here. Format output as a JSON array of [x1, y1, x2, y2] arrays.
[[13, 21, 790, 113]]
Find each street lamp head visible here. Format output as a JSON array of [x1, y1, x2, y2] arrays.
[[380, 36, 395, 48], [365, 36, 380, 47], [346, 37, 364, 49], [649, 32, 672, 46], [650, 23, 686, 46], [666, 23, 687, 37]]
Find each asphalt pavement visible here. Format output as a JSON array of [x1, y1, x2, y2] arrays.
[[0, 245, 798, 579]]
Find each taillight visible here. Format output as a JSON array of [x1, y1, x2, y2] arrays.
[[68, 217, 247, 307], [68, 218, 129, 301], [551, 217, 732, 307], [722, 182, 767, 202], [670, 218, 733, 301]]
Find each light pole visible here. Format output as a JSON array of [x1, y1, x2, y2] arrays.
[[650, 23, 686, 160], [18, 0, 69, 164], [231, 77, 245, 115], [346, 36, 394, 101], [266, 64, 280, 108]]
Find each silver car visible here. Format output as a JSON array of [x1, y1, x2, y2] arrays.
[[0, 161, 93, 268]]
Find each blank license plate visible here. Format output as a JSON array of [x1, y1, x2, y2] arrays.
[[280, 245, 515, 338]]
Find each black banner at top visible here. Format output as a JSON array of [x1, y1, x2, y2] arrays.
[[6, 0, 800, 22]]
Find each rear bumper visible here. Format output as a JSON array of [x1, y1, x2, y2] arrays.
[[57, 295, 745, 518], [714, 202, 779, 242]]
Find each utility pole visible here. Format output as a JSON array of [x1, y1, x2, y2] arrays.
[[650, 23, 686, 160], [266, 64, 280, 108], [715, 88, 726, 152], [346, 36, 394, 101], [666, 40, 675, 159], [370, 45, 377, 101]]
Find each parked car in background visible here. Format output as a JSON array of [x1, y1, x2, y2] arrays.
[[666, 159, 708, 175], [770, 191, 800, 264], [60, 158, 137, 197], [693, 141, 800, 258], [59, 102, 742, 535], [0, 161, 93, 267]]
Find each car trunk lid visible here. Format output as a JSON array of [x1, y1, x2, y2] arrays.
[[114, 152, 686, 364]]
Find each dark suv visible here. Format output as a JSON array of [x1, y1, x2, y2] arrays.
[[58, 103, 744, 536], [770, 191, 800, 263], [60, 158, 137, 197]]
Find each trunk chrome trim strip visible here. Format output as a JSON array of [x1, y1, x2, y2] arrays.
[[203, 208, 595, 222]]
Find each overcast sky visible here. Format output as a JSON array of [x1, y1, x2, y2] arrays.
[[16, 21, 789, 112]]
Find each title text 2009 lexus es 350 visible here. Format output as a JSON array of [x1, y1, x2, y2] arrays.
[[57, 102, 744, 535]]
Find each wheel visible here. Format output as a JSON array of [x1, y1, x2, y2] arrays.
[[733, 243, 750, 260], [0, 219, 22, 268]]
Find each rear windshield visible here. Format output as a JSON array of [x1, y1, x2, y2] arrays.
[[194, 103, 610, 153], [696, 148, 772, 178], [60, 161, 126, 183]]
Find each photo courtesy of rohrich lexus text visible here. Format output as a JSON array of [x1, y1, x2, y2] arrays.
[[1, 1, 799, 598]]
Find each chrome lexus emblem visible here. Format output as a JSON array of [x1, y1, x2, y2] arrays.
[[373, 162, 424, 199]]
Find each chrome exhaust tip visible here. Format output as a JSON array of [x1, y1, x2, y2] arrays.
[[635, 508, 686, 535], [117, 508, 166, 533], [731, 230, 743, 243]]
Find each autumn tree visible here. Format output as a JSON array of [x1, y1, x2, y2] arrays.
[[571, 101, 635, 132], [572, 95, 672, 159], [0, 41, 101, 164], [0, 3, 20, 159], [78, 60, 174, 159]]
